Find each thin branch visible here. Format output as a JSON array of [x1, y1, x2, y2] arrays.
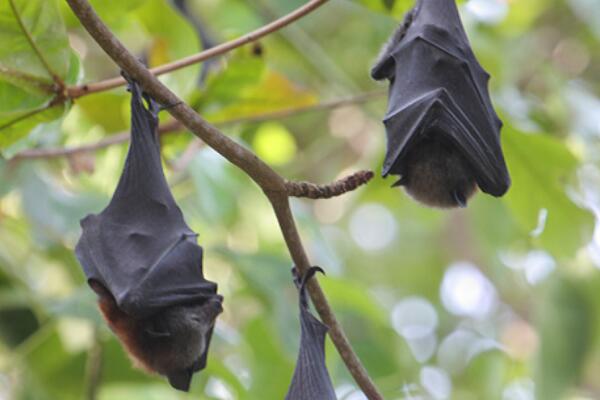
[[66, 0, 331, 99], [65, 0, 383, 398], [8, 0, 64, 88], [10, 91, 384, 161], [287, 170, 374, 199], [10, 120, 180, 161], [84, 329, 103, 400]]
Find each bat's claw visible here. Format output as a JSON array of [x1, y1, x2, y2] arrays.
[[453, 190, 467, 208], [392, 176, 407, 187]]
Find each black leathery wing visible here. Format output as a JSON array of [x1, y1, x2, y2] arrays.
[[75, 75, 221, 386], [285, 267, 337, 400], [371, 0, 510, 202]]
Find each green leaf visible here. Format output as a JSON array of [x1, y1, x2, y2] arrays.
[[535, 276, 593, 400], [502, 128, 594, 258], [0, 0, 73, 150], [19, 325, 87, 400], [243, 317, 294, 399], [0, 0, 70, 82], [199, 52, 317, 123], [186, 150, 243, 227], [134, 0, 201, 98]]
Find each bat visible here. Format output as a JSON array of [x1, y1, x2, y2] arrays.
[[285, 267, 336, 400], [75, 75, 222, 392], [371, 0, 510, 208]]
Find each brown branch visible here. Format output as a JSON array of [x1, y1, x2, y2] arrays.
[[10, 91, 384, 161], [66, 0, 330, 99], [287, 170, 374, 199], [65, 1, 383, 398], [10, 120, 180, 161]]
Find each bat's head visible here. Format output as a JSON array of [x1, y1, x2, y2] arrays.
[[146, 296, 223, 391], [392, 134, 477, 208], [90, 279, 223, 392]]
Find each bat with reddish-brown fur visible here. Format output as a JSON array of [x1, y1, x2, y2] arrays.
[[76, 75, 222, 391]]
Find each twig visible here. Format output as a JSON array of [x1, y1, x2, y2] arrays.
[[287, 170, 374, 199], [65, 1, 383, 398], [66, 0, 331, 99], [10, 91, 384, 161], [84, 329, 103, 400], [10, 120, 180, 161]]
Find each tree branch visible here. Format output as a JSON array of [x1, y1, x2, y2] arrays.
[[65, 0, 383, 398], [287, 170, 374, 199], [10, 91, 384, 161], [66, 0, 331, 99]]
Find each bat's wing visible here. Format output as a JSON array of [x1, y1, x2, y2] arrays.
[[285, 267, 336, 400], [374, 0, 510, 196], [75, 77, 218, 318]]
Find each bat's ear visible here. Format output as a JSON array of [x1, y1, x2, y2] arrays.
[[88, 279, 112, 299], [371, 55, 395, 81]]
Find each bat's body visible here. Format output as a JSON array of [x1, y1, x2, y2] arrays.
[[76, 76, 222, 391], [372, 0, 510, 208], [396, 135, 477, 208]]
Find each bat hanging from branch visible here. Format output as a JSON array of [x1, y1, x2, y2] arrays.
[[285, 266, 336, 400], [75, 74, 222, 392], [371, 0, 510, 208]]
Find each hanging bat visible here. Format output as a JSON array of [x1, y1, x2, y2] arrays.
[[75, 75, 222, 392], [371, 0, 510, 208], [285, 267, 336, 400]]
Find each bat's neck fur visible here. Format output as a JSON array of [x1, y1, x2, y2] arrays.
[[399, 135, 477, 208]]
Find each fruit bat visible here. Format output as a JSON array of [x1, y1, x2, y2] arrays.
[[371, 0, 510, 208], [75, 75, 222, 391], [285, 267, 336, 400]]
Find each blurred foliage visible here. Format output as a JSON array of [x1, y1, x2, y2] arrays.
[[0, 0, 600, 399]]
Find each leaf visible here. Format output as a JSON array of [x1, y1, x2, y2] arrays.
[[199, 52, 318, 123], [244, 317, 294, 399], [0, 0, 70, 82], [20, 326, 87, 400], [0, 0, 74, 150], [187, 150, 243, 227], [135, 0, 201, 98], [535, 276, 593, 400], [502, 128, 594, 258], [19, 167, 107, 246]]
